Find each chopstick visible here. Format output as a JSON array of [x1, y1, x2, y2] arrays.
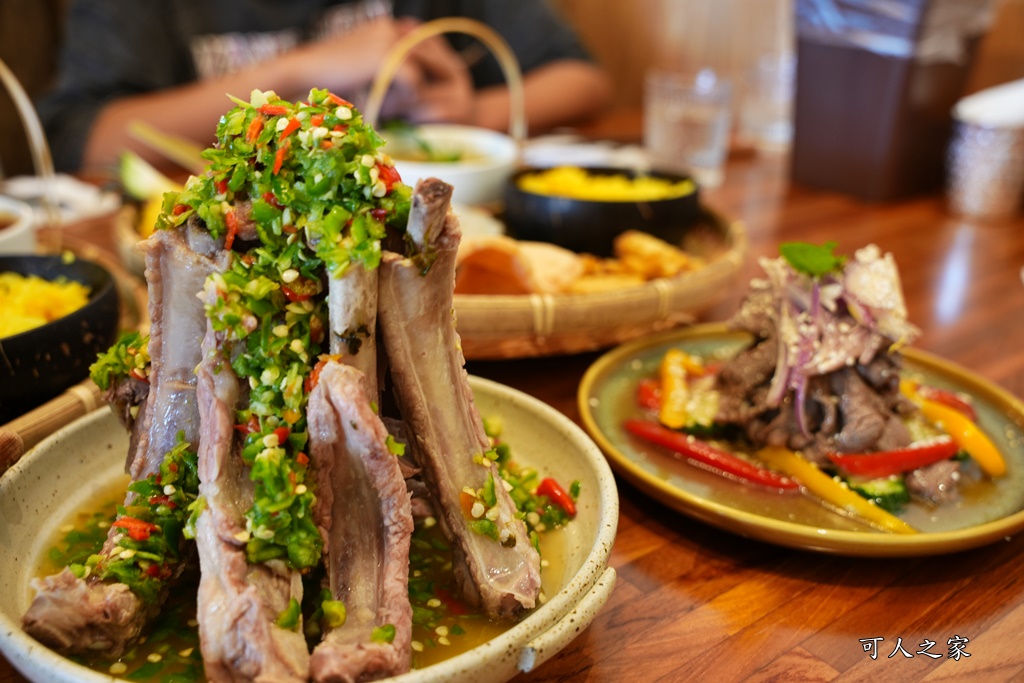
[[0, 379, 103, 476], [128, 120, 206, 175]]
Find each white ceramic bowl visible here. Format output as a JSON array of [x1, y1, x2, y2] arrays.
[[387, 124, 518, 207], [0, 376, 618, 683], [0, 195, 36, 254]]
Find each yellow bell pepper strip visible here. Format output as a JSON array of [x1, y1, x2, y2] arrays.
[[756, 446, 918, 534], [900, 380, 1006, 478], [624, 419, 799, 490], [658, 348, 691, 429]]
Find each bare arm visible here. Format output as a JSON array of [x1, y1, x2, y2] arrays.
[[80, 18, 420, 171], [472, 59, 614, 134]]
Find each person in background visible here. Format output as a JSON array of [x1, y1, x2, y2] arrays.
[[36, 0, 613, 173]]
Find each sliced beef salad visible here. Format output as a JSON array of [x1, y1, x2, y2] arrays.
[[23, 90, 577, 683], [625, 242, 1006, 533]]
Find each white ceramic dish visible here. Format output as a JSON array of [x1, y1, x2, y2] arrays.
[[0, 376, 618, 683], [387, 124, 518, 207], [0, 195, 36, 254]]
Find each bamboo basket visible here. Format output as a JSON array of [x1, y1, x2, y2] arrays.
[[455, 209, 747, 359]]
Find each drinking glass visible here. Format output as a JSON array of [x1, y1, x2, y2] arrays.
[[644, 68, 733, 188]]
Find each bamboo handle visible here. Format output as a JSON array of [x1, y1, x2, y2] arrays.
[[364, 17, 527, 144], [0, 379, 103, 475]]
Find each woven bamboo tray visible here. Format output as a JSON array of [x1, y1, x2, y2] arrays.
[[455, 208, 747, 360]]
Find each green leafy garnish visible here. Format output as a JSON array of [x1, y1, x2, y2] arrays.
[[371, 624, 397, 644], [780, 241, 845, 278], [89, 331, 150, 390]]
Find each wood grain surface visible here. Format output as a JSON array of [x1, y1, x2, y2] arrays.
[[5, 141, 1024, 683]]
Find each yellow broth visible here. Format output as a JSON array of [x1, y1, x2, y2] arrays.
[[35, 479, 566, 681]]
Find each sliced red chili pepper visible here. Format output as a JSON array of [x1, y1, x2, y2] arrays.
[[536, 477, 577, 518], [262, 191, 283, 209], [309, 113, 325, 127], [129, 368, 149, 384], [370, 208, 388, 222], [273, 426, 291, 445], [273, 141, 289, 175], [376, 163, 401, 192], [172, 204, 189, 215], [215, 178, 229, 194], [636, 378, 662, 410], [112, 516, 159, 542], [246, 114, 265, 144], [148, 495, 178, 510], [296, 452, 310, 467], [279, 117, 302, 140], [332, 124, 349, 134], [320, 139, 333, 150], [234, 414, 260, 434], [623, 418, 799, 490], [224, 208, 239, 250], [282, 275, 318, 302], [306, 355, 339, 393], [827, 438, 960, 479], [327, 92, 354, 108], [434, 587, 469, 616], [258, 104, 289, 116], [915, 384, 978, 422]]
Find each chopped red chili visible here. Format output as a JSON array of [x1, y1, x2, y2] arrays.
[[112, 517, 159, 542]]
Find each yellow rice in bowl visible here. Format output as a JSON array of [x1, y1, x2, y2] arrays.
[[516, 166, 696, 202], [0, 272, 91, 339]]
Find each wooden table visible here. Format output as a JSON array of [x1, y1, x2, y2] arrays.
[[5, 147, 1024, 683]]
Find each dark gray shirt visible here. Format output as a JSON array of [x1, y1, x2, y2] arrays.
[[38, 0, 592, 171]]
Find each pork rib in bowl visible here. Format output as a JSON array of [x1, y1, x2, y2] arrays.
[[2, 89, 616, 683]]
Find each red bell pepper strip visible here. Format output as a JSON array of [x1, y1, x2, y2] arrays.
[[112, 516, 159, 542], [827, 438, 959, 479], [915, 384, 978, 422], [536, 477, 577, 518], [623, 418, 799, 490]]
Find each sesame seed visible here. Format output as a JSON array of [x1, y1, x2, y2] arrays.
[[147, 653, 163, 663], [263, 433, 280, 448], [233, 530, 251, 543], [471, 502, 485, 518], [435, 626, 449, 636], [427, 598, 441, 608], [411, 641, 424, 652], [369, 167, 380, 183], [109, 663, 128, 675], [423, 516, 437, 529], [290, 339, 305, 354], [336, 106, 352, 120], [295, 484, 308, 495], [273, 324, 290, 337], [119, 549, 136, 560], [163, 484, 176, 495], [438, 636, 451, 646], [276, 117, 289, 131], [282, 268, 299, 283], [179, 648, 194, 657], [361, 154, 376, 168], [371, 181, 387, 198]]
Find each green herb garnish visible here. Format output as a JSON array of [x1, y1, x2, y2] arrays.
[[780, 241, 845, 278], [89, 331, 150, 390]]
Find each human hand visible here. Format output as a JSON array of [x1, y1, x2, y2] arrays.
[[399, 32, 475, 125]]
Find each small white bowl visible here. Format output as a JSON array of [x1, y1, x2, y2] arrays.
[[387, 124, 519, 207], [0, 376, 618, 683], [0, 195, 36, 254]]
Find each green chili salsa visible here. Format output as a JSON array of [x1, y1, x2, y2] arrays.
[[37, 423, 577, 681]]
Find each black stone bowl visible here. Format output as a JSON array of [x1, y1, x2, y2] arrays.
[[0, 255, 120, 423], [502, 166, 702, 257]]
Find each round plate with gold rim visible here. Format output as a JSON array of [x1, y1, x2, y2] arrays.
[[578, 323, 1024, 557]]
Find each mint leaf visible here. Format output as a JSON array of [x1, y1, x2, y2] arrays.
[[780, 241, 845, 277]]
